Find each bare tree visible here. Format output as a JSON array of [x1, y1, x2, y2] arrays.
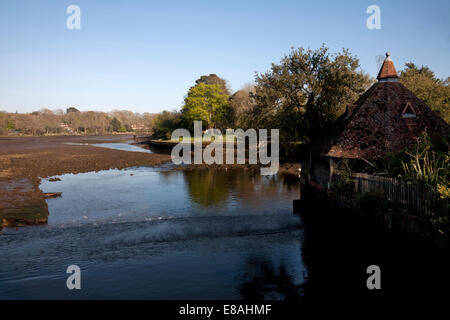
[[229, 83, 256, 128]]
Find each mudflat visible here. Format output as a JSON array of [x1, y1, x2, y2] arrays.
[[0, 135, 171, 228]]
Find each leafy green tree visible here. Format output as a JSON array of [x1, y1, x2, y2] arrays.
[[182, 83, 231, 130], [110, 117, 122, 132], [399, 63, 450, 123], [252, 45, 372, 145], [152, 110, 182, 139]]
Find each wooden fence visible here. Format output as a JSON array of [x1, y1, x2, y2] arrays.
[[331, 172, 437, 215]]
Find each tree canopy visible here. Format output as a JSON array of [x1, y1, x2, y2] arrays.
[[110, 117, 122, 132], [399, 63, 450, 123], [250, 45, 372, 145], [152, 110, 182, 139], [195, 74, 230, 95], [229, 84, 255, 129], [182, 83, 232, 130]]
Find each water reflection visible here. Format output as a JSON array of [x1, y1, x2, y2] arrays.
[[182, 170, 230, 207], [160, 168, 300, 208]]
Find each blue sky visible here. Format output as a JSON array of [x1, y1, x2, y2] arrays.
[[0, 0, 449, 114]]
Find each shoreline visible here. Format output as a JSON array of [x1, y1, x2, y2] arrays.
[[0, 135, 172, 228]]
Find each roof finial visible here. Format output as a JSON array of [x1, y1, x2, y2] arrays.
[[385, 52, 391, 61], [377, 51, 398, 80]]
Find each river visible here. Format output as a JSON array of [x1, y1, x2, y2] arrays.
[[0, 164, 305, 299]]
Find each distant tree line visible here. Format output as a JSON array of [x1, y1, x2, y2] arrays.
[[0, 108, 156, 136]]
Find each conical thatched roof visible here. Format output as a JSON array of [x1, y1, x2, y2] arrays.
[[323, 53, 449, 160]]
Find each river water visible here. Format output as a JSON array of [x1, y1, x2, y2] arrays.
[[0, 165, 305, 299]]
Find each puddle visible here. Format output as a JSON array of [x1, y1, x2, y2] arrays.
[[64, 142, 152, 154]]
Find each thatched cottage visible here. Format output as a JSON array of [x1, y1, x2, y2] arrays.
[[308, 52, 449, 189]]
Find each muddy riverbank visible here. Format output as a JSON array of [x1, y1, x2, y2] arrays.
[[0, 135, 171, 228]]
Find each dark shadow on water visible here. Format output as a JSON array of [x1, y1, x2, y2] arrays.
[[297, 206, 450, 306], [239, 256, 303, 300]]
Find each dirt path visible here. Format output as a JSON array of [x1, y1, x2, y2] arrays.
[[0, 135, 171, 228]]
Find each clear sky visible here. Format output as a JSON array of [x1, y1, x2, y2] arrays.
[[0, 0, 449, 114]]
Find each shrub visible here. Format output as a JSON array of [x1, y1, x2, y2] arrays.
[[400, 134, 449, 187], [331, 159, 355, 198], [152, 111, 182, 140]]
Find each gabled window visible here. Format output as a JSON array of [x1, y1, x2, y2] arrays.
[[402, 102, 416, 118]]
